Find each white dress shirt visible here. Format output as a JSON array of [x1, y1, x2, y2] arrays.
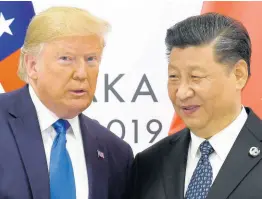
[[184, 107, 248, 195], [29, 85, 89, 199]]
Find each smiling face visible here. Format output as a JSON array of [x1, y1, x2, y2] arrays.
[[26, 35, 104, 118], [167, 44, 248, 138]]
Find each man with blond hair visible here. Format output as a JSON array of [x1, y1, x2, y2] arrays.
[[0, 6, 133, 199]]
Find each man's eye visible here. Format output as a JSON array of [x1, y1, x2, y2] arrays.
[[86, 56, 97, 62], [169, 75, 178, 79], [191, 75, 201, 79], [59, 56, 71, 61]]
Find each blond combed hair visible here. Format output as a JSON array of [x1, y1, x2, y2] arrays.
[[18, 6, 111, 82]]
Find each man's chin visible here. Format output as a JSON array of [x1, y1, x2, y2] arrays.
[[61, 103, 90, 118], [183, 118, 205, 131]]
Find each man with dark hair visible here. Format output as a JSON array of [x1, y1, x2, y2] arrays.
[[129, 13, 262, 199]]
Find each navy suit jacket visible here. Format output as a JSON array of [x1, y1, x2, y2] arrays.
[[129, 107, 262, 199], [0, 85, 134, 199]]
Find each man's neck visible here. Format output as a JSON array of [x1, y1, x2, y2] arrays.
[[193, 105, 243, 139]]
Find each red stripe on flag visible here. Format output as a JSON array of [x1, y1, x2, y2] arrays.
[[0, 50, 25, 92], [168, 114, 185, 135]]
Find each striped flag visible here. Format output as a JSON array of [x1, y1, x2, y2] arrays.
[[168, 1, 262, 135], [0, 1, 35, 92]]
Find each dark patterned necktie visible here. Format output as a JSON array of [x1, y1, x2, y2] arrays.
[[185, 140, 214, 199]]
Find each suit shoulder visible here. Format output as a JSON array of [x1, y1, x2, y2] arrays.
[[0, 88, 23, 111], [81, 114, 132, 151], [138, 128, 188, 158]]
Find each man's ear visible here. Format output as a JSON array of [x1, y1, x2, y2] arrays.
[[24, 54, 39, 80], [233, 59, 249, 90]]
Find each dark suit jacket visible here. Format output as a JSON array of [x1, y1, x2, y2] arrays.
[[129, 107, 262, 199], [0, 85, 134, 199]]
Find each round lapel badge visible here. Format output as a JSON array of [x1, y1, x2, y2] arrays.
[[249, 147, 260, 157]]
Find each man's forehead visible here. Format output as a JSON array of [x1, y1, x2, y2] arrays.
[[168, 63, 208, 72], [46, 35, 104, 49], [169, 45, 215, 67], [170, 44, 214, 57]]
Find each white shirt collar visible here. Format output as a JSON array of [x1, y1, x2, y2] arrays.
[[190, 106, 248, 161], [29, 85, 79, 138]]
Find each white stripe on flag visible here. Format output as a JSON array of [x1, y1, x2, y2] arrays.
[[0, 83, 5, 93]]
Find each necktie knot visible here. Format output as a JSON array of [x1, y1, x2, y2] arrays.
[[52, 119, 70, 135], [200, 140, 214, 157]]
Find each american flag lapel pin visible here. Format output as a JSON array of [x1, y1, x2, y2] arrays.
[[97, 150, 105, 159]]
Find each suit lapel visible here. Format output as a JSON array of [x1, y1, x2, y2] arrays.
[[8, 86, 49, 199], [79, 114, 108, 199], [160, 129, 190, 199], [207, 108, 262, 199]]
